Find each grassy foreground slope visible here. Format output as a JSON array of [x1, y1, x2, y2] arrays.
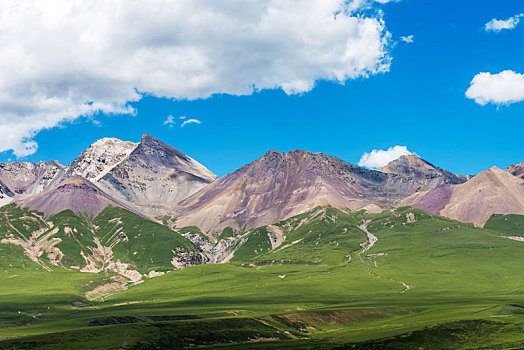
[[0, 204, 199, 286], [1, 208, 524, 349], [485, 213, 524, 236]]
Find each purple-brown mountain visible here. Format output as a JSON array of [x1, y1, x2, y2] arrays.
[[175, 150, 463, 231], [23, 175, 135, 217], [402, 166, 524, 227]]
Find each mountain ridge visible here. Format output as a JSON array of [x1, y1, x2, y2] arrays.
[[175, 149, 456, 231]]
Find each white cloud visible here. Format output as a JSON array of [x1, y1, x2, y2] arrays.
[[163, 115, 175, 127], [181, 119, 202, 127], [374, 0, 400, 3], [0, 0, 392, 157], [400, 35, 414, 43], [359, 145, 412, 169], [466, 70, 524, 106], [485, 14, 523, 32]]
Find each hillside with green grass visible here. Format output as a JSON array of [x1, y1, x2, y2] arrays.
[[1, 207, 524, 349], [0, 204, 201, 297], [485, 213, 524, 236]]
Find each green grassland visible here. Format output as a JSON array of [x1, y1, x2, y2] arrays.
[[0, 204, 197, 277], [1, 206, 524, 349], [485, 214, 524, 236]]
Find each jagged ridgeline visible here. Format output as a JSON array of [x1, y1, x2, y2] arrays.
[[0, 203, 205, 283]]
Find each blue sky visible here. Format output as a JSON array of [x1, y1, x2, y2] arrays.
[[0, 0, 523, 177]]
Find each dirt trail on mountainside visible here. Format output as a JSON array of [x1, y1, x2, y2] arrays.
[[357, 221, 410, 294]]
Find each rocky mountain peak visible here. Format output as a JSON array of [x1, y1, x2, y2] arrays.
[[378, 154, 468, 189], [135, 134, 192, 164], [90, 134, 216, 210], [176, 149, 424, 231]]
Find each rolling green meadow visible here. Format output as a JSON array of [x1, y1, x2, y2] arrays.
[[1, 206, 524, 349]]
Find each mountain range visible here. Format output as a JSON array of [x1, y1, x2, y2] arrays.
[[0, 134, 522, 230], [0, 134, 523, 282], [2, 135, 524, 349]]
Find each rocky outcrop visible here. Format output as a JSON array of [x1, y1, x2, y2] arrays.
[[171, 247, 209, 268], [62, 137, 138, 181], [175, 150, 430, 232], [181, 233, 241, 264], [402, 166, 524, 226], [507, 163, 524, 179]]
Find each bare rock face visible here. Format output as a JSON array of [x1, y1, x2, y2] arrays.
[[95, 134, 217, 212], [63, 137, 138, 181], [507, 163, 524, 179], [0, 161, 64, 200], [378, 154, 469, 190], [402, 167, 524, 226], [23, 175, 133, 217], [176, 150, 427, 232], [0, 179, 14, 206]]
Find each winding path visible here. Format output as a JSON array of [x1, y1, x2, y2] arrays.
[[357, 220, 410, 294], [358, 220, 377, 256]]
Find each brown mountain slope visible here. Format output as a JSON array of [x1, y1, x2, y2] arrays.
[[23, 175, 135, 217], [402, 166, 524, 226], [176, 150, 432, 232]]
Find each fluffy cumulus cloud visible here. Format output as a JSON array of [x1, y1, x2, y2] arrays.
[[0, 0, 392, 157], [485, 14, 523, 32], [358, 145, 412, 169], [466, 70, 524, 106]]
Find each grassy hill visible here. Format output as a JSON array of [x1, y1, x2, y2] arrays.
[[0, 204, 200, 299], [1, 207, 524, 348]]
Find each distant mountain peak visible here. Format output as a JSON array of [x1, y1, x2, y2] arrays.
[[380, 154, 436, 172], [378, 154, 468, 189]]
